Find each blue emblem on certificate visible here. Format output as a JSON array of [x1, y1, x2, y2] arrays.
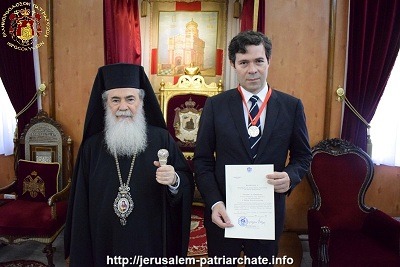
[[238, 216, 248, 226]]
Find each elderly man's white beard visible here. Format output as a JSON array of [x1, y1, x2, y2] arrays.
[[104, 106, 148, 157]]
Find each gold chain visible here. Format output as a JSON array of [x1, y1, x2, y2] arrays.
[[114, 154, 136, 187]]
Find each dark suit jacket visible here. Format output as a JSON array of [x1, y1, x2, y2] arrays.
[[193, 87, 312, 240]]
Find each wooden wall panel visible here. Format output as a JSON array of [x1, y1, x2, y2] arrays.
[[366, 165, 400, 216], [52, 0, 104, 156], [0, 155, 15, 188], [329, 0, 348, 138], [265, 0, 329, 147]]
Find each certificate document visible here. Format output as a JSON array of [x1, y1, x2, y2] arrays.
[[225, 164, 275, 240]]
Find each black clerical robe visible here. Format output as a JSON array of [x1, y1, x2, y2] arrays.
[[68, 126, 194, 267]]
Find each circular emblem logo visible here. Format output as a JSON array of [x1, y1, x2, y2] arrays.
[[1, 2, 50, 51], [238, 216, 248, 226]]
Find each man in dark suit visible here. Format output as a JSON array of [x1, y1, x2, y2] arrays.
[[193, 31, 312, 266]]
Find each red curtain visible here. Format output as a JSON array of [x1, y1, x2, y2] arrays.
[[240, 0, 265, 33], [341, 0, 400, 151], [0, 0, 37, 137], [104, 0, 141, 65]]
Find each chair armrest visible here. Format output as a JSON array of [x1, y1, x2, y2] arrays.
[[308, 209, 330, 265], [0, 180, 17, 194], [48, 180, 71, 206], [362, 208, 400, 254]]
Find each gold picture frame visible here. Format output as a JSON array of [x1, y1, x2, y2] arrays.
[[157, 11, 219, 76], [149, 0, 227, 79]]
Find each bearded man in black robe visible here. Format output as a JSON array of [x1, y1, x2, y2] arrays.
[[64, 63, 194, 266]]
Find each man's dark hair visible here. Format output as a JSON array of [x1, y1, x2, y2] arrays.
[[228, 31, 272, 64]]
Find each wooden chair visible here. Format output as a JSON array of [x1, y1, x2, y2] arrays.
[[159, 68, 223, 154], [0, 110, 73, 267], [307, 138, 400, 267]]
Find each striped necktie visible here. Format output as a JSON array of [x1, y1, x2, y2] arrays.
[[248, 95, 261, 159]]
